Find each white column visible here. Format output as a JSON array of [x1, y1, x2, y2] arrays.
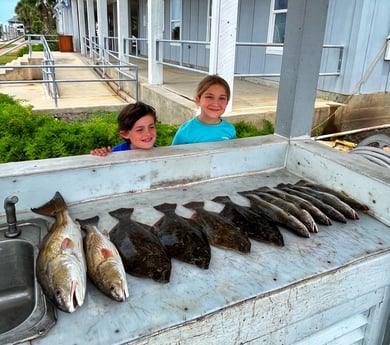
[[147, 0, 164, 84], [209, 0, 239, 112], [275, 0, 330, 138], [77, 0, 86, 54], [71, 0, 80, 51], [86, 0, 96, 57], [117, 0, 129, 61], [97, 0, 108, 55]]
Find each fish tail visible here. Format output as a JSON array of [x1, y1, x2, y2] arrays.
[[31, 191, 67, 217], [109, 208, 134, 220], [76, 216, 99, 230], [153, 203, 177, 213]]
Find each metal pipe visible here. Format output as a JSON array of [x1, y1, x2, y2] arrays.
[[4, 196, 21, 238]]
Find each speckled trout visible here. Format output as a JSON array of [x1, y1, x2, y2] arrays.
[[77, 216, 129, 302], [32, 192, 87, 313]]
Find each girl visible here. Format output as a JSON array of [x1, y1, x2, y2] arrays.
[[171, 75, 236, 145]]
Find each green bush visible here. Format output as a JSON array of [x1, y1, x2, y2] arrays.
[[0, 94, 272, 163]]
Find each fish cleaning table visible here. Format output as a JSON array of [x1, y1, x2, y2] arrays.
[[1, 136, 389, 345]]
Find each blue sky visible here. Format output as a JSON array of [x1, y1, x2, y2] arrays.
[[1, 0, 18, 25]]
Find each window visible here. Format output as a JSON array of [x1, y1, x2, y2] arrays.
[[170, 0, 181, 40], [267, 0, 288, 55]]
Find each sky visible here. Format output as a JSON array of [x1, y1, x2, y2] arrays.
[[1, 0, 18, 25]]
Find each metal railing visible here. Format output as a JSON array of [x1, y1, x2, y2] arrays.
[[119, 38, 343, 78], [0, 34, 139, 107]]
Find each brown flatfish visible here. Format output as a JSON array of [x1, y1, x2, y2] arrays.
[[109, 208, 171, 283], [182, 201, 251, 254], [212, 196, 284, 246], [153, 203, 211, 269]]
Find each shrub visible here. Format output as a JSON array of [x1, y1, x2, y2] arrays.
[[0, 94, 272, 163]]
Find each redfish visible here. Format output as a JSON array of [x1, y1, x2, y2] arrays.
[[77, 216, 129, 302], [32, 192, 87, 313]]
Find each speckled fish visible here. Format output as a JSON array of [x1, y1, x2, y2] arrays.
[[249, 191, 318, 233], [109, 208, 171, 283], [76, 216, 129, 302], [295, 179, 369, 211], [257, 186, 332, 226], [239, 193, 311, 238], [212, 196, 284, 246], [277, 184, 347, 223], [183, 201, 251, 253], [289, 184, 359, 220], [152, 203, 211, 269], [31, 191, 87, 313]]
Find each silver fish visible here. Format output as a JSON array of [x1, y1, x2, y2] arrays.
[[77, 216, 129, 302], [32, 192, 87, 313], [240, 193, 311, 238]]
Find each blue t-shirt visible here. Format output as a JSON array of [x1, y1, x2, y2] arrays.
[[112, 142, 131, 151], [172, 116, 236, 145]]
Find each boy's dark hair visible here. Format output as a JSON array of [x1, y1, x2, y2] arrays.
[[195, 75, 231, 101], [117, 102, 157, 131]]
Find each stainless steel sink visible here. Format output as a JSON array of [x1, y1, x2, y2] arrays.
[[0, 219, 57, 345]]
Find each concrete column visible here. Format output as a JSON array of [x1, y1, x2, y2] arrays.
[[209, 0, 239, 112], [275, 0, 329, 138], [71, 0, 80, 51], [77, 0, 86, 54], [97, 0, 108, 56], [147, 0, 164, 84], [117, 0, 129, 61], [86, 0, 96, 57]]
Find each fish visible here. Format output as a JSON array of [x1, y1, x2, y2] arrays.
[[152, 203, 211, 269], [256, 186, 332, 226], [108, 208, 171, 283], [31, 191, 87, 313], [239, 193, 311, 238], [212, 196, 284, 246], [295, 179, 369, 211], [284, 183, 359, 220], [248, 191, 318, 233], [76, 216, 129, 302], [183, 201, 251, 253], [277, 184, 348, 223]]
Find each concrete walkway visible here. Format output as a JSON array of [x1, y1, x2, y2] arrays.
[[0, 51, 337, 129]]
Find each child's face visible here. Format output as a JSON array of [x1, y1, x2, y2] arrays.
[[120, 114, 157, 150], [196, 84, 229, 124]]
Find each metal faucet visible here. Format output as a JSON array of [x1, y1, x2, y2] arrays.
[[4, 196, 21, 238]]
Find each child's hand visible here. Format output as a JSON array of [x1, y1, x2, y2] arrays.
[[90, 146, 112, 156]]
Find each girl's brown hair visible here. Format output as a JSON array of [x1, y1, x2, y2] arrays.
[[195, 75, 231, 101]]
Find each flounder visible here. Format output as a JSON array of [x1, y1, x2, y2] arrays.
[[182, 201, 251, 253], [153, 203, 211, 269], [109, 208, 171, 283], [212, 196, 284, 246]]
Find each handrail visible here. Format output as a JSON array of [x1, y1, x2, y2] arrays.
[[139, 38, 343, 78], [0, 35, 139, 107]]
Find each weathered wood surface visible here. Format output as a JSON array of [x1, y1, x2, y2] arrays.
[[32, 170, 390, 345]]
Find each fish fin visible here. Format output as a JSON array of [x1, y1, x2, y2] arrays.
[[76, 216, 99, 230], [211, 196, 230, 204], [101, 248, 114, 258], [109, 208, 134, 220], [153, 203, 177, 213], [183, 201, 204, 210], [61, 237, 74, 251], [31, 191, 67, 217]]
